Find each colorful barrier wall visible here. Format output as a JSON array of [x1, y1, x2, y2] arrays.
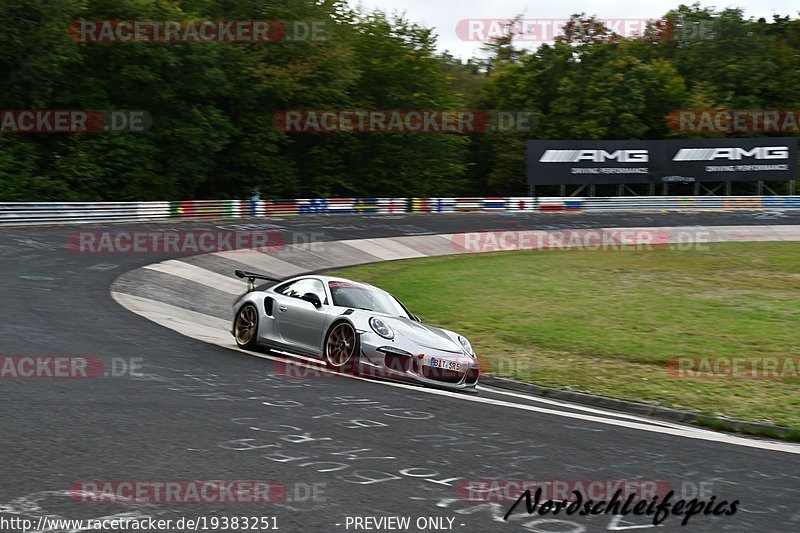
[[1, 196, 799, 226]]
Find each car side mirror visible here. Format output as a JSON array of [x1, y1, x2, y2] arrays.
[[301, 292, 322, 308], [413, 314, 422, 323]]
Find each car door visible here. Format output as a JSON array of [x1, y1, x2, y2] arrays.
[[272, 278, 329, 355]]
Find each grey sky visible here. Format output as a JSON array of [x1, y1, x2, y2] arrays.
[[357, 1, 800, 58]]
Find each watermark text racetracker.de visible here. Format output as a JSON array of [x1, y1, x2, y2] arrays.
[[274, 109, 535, 134], [668, 109, 800, 134], [0, 356, 142, 379], [69, 480, 326, 504], [450, 229, 712, 253], [457, 479, 718, 502], [0, 110, 151, 133], [669, 356, 800, 378], [271, 354, 525, 380], [455, 18, 665, 42], [69, 230, 324, 254], [70, 19, 328, 43]]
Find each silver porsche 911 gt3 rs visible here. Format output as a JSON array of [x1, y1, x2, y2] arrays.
[[230, 270, 479, 391]]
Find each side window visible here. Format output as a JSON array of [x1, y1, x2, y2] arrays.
[[299, 279, 327, 304], [278, 278, 327, 304], [276, 280, 301, 297]]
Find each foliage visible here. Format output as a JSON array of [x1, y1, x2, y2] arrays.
[[0, 3, 797, 199]]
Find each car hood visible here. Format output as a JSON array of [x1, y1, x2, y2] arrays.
[[380, 316, 463, 353]]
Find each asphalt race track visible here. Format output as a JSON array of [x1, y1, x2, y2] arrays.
[[2, 211, 800, 533]]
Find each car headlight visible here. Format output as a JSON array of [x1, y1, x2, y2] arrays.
[[369, 317, 394, 339], [458, 335, 474, 355]]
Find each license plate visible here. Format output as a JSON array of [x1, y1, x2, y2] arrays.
[[430, 357, 460, 371]]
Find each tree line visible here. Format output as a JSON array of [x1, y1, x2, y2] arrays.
[[0, 1, 798, 201]]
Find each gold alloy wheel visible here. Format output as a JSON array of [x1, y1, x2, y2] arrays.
[[326, 322, 356, 367], [234, 305, 258, 346]]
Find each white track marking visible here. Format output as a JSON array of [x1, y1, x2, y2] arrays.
[[338, 238, 426, 260], [283, 243, 343, 266], [212, 250, 306, 276], [477, 384, 681, 426], [478, 385, 743, 434], [111, 291, 800, 456], [111, 292, 232, 346], [144, 260, 244, 294], [769, 225, 800, 239], [370, 238, 430, 258], [392, 234, 463, 256]]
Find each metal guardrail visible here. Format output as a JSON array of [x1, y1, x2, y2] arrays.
[[536, 196, 800, 213], [1, 196, 799, 226], [0, 202, 171, 225]]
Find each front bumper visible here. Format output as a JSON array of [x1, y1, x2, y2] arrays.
[[358, 333, 479, 392]]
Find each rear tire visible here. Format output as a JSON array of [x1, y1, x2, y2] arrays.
[[234, 304, 259, 350]]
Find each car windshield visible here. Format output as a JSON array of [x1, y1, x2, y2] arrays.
[[328, 281, 409, 317]]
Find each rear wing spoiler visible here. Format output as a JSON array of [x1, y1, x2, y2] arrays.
[[234, 270, 283, 291]]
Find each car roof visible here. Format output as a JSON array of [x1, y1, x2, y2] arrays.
[[287, 274, 381, 291]]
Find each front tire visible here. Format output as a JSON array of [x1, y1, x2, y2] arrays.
[[234, 304, 259, 349], [325, 321, 358, 369]]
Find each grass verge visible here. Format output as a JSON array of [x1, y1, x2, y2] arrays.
[[332, 242, 800, 431]]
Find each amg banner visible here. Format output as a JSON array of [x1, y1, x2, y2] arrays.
[[527, 138, 797, 185], [663, 138, 796, 183]]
